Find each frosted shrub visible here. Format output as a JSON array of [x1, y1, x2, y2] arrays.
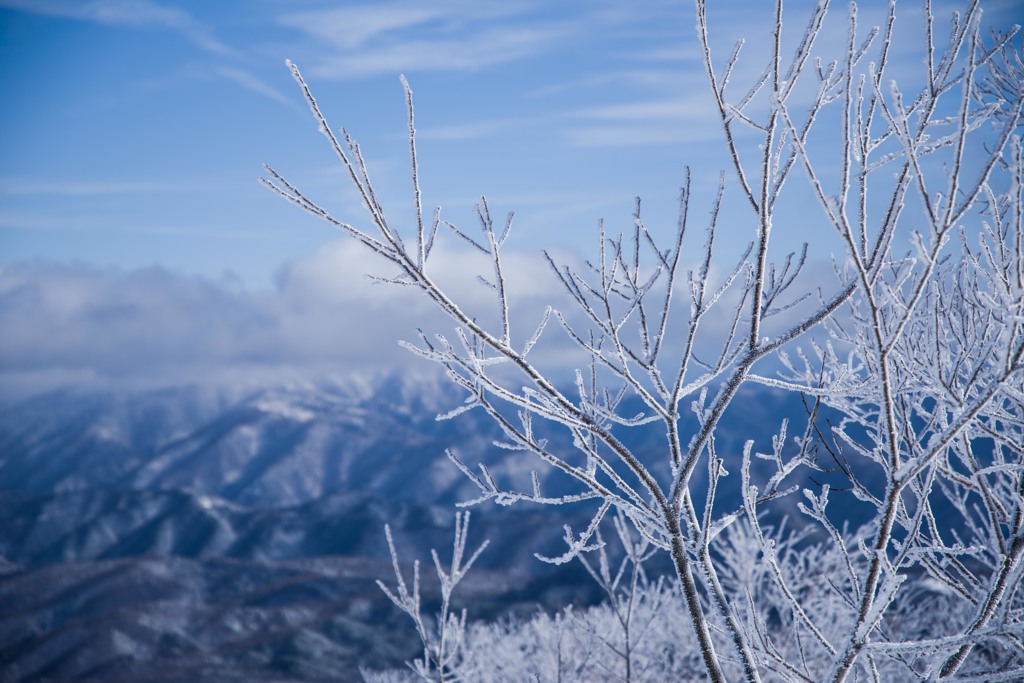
[[365, 539, 707, 682], [458, 580, 705, 683], [266, 0, 1023, 680], [373, 512, 487, 682], [370, 517, 1022, 681]]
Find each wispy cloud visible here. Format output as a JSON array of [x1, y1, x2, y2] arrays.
[[277, 5, 453, 51], [0, 1, 307, 108], [571, 98, 708, 122], [0, 209, 255, 238], [374, 83, 712, 149], [277, 2, 570, 79], [214, 66, 294, 107], [0, 210, 102, 232], [0, 178, 177, 197], [560, 96, 718, 147], [0, 0, 234, 56], [301, 27, 569, 80], [527, 69, 685, 98], [562, 124, 706, 148], [418, 116, 549, 142]]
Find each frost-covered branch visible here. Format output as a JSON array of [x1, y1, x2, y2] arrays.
[[266, 1, 1023, 679]]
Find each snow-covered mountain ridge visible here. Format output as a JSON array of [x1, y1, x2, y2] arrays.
[[0, 371, 823, 680]]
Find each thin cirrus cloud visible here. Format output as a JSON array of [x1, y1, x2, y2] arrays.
[[276, 5, 455, 51], [0, 178, 179, 197], [0, 0, 295, 108], [292, 28, 571, 80], [527, 69, 688, 98], [560, 97, 720, 147], [276, 2, 574, 79], [214, 66, 295, 108], [0, 0, 234, 56]]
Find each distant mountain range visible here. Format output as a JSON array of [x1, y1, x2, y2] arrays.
[[1, 374, 502, 507], [0, 372, 834, 681]]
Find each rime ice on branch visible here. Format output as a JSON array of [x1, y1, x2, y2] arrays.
[[264, 1, 1024, 680]]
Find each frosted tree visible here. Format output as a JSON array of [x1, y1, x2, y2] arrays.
[[374, 512, 487, 682], [263, 0, 1023, 680]]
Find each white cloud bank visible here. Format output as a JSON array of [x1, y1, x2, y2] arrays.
[[0, 234, 838, 398], [0, 239, 573, 396]]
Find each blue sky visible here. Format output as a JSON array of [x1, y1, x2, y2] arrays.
[[0, 0, 1020, 393], [1, 0, 729, 286]]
